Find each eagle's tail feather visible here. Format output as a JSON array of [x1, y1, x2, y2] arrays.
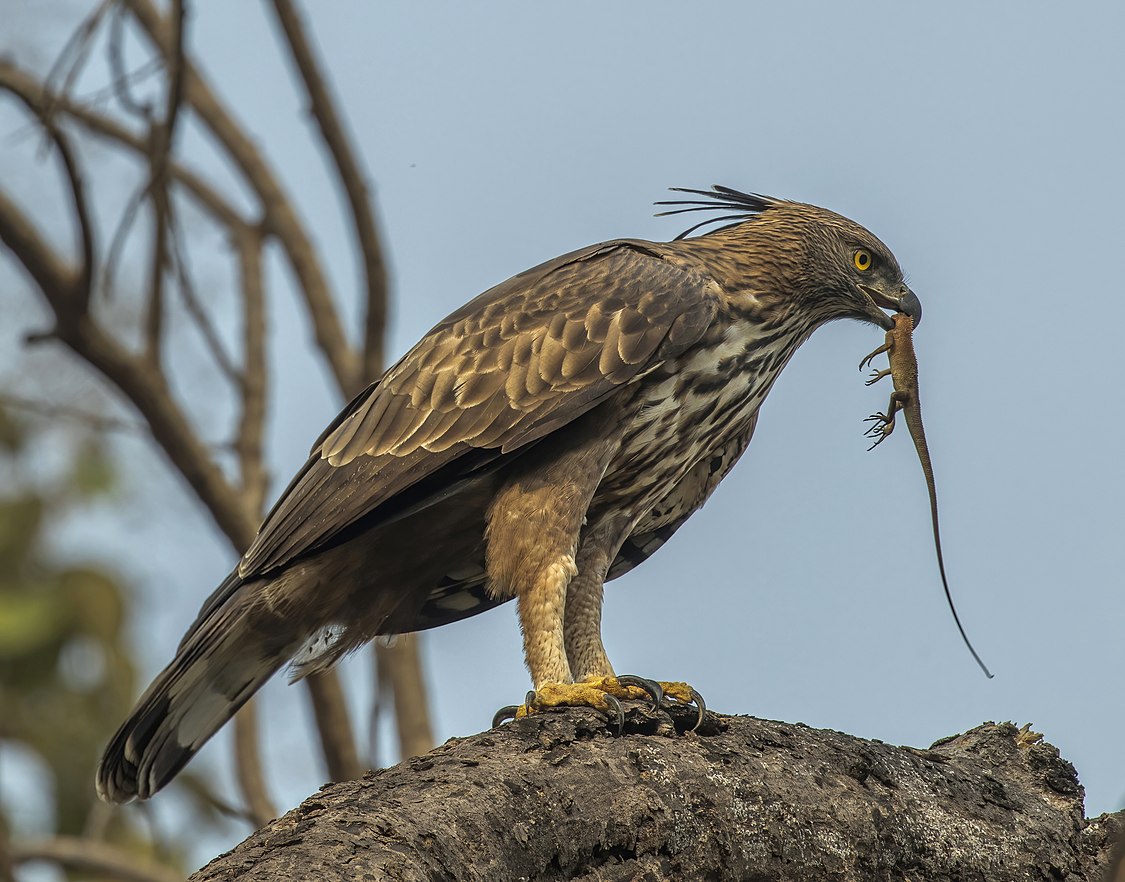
[[96, 576, 298, 803]]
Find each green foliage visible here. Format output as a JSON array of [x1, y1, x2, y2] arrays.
[[0, 408, 136, 836]]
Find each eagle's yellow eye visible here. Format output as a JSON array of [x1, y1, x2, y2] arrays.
[[853, 249, 873, 272]]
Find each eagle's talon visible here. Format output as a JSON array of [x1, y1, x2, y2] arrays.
[[685, 687, 706, 730], [492, 705, 521, 727], [654, 681, 706, 730], [603, 693, 624, 733], [613, 674, 664, 709]]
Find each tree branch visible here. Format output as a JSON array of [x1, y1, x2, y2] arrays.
[[265, 0, 433, 768], [304, 671, 362, 784], [376, 637, 433, 760], [0, 60, 248, 236], [233, 224, 268, 518], [164, 212, 240, 385], [267, 0, 389, 392], [121, 0, 361, 396], [43, 0, 113, 112], [0, 188, 82, 310], [232, 701, 278, 828], [189, 713, 1120, 882], [141, 0, 186, 365], [2, 88, 95, 313], [0, 185, 255, 550], [12, 835, 182, 882]]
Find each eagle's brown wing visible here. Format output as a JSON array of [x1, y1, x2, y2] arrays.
[[239, 240, 721, 580]]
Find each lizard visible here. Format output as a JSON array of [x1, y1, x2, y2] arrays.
[[860, 311, 993, 678]]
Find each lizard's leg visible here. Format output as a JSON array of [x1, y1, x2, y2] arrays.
[[865, 390, 908, 449], [859, 340, 890, 372], [865, 367, 892, 386]]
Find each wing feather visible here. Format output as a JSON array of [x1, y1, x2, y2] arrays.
[[239, 240, 720, 579]]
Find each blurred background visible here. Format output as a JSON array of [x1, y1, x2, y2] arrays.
[[1, 1, 1122, 877]]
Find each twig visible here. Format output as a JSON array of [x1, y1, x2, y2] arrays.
[[121, 0, 361, 396], [43, 0, 113, 114], [81, 797, 114, 841], [77, 54, 164, 108], [233, 701, 278, 827], [167, 211, 240, 384], [0, 392, 146, 434], [142, 191, 167, 362], [108, 2, 153, 119], [142, 0, 187, 365], [175, 771, 259, 825], [234, 224, 268, 517], [11, 836, 180, 882], [3, 88, 96, 312], [268, 0, 389, 391], [100, 184, 145, 299]]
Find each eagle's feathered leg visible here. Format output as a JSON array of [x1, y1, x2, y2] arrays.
[[565, 512, 704, 725], [486, 403, 648, 721]]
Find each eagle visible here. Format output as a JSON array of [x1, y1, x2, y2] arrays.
[[97, 186, 920, 801]]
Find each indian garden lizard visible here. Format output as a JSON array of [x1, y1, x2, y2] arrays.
[[861, 312, 992, 678]]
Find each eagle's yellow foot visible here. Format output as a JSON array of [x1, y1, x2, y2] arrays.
[[586, 675, 706, 730], [655, 680, 707, 729], [491, 675, 705, 731]]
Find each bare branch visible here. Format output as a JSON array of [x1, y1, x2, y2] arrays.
[[11, 836, 181, 882], [43, 0, 113, 111], [142, 0, 187, 365], [233, 225, 268, 517], [79, 54, 164, 107], [2, 86, 96, 312], [304, 671, 362, 784], [233, 701, 278, 827], [0, 187, 82, 310], [1, 59, 243, 275], [101, 184, 145, 298], [122, 0, 361, 395], [108, 1, 154, 119], [167, 212, 240, 384], [142, 189, 167, 361], [77, 325, 256, 548], [377, 637, 433, 759], [268, 0, 389, 390], [0, 185, 255, 550]]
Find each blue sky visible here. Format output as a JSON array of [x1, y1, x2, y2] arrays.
[[3, 0, 1123, 869]]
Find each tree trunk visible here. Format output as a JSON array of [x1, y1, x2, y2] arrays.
[[190, 704, 1120, 881]]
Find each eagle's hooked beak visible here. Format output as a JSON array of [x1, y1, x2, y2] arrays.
[[860, 284, 922, 329]]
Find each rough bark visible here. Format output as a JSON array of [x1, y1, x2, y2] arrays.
[[189, 704, 1120, 881]]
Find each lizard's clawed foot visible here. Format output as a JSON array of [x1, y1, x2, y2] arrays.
[[863, 412, 894, 449], [864, 368, 891, 387], [492, 675, 705, 732]]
